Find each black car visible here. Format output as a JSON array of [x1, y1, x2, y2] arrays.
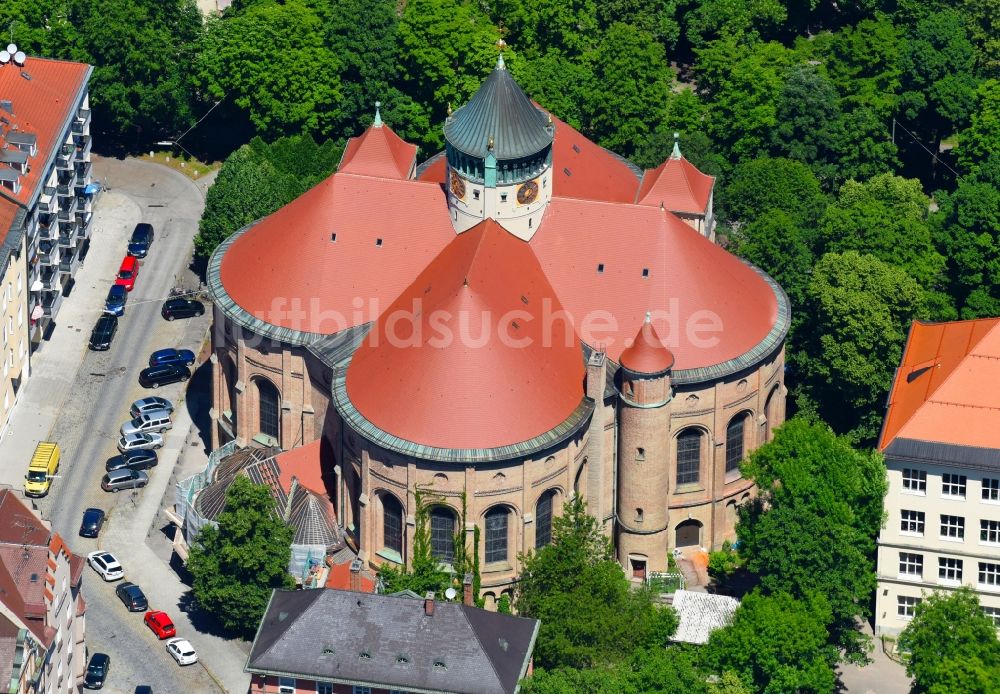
[[138, 363, 190, 389], [115, 582, 148, 611], [79, 508, 106, 538], [105, 449, 158, 473], [135, 687, 152, 694], [89, 315, 118, 351], [127, 223, 155, 258], [84, 652, 110, 689], [161, 298, 204, 321]]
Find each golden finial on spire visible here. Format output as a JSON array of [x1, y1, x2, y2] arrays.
[[447, 102, 452, 117], [488, 135, 495, 151]]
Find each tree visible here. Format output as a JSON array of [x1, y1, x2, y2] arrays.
[[187, 476, 295, 637], [728, 209, 816, 312], [195, 0, 344, 138], [796, 251, 926, 440], [956, 79, 1000, 175], [934, 153, 1000, 318], [721, 157, 827, 227], [704, 591, 838, 694], [769, 65, 845, 186], [898, 588, 1000, 694], [515, 496, 678, 669], [684, 0, 786, 48], [493, 0, 599, 59], [737, 417, 888, 659]]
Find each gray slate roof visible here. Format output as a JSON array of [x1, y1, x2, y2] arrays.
[[444, 62, 553, 160], [247, 589, 539, 694], [885, 437, 1000, 471]]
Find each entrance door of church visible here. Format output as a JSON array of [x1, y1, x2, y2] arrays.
[[675, 520, 702, 547]]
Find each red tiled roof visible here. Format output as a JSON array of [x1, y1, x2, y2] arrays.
[[325, 559, 375, 593], [0, 202, 18, 237], [620, 315, 674, 374], [549, 114, 640, 203], [880, 318, 1000, 451], [220, 173, 457, 333], [530, 198, 777, 368], [275, 439, 327, 496], [636, 155, 714, 214], [416, 153, 447, 183], [338, 123, 417, 180], [0, 57, 90, 206], [0, 490, 49, 545], [346, 219, 585, 450]]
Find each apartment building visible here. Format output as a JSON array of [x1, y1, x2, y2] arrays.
[[875, 317, 1000, 636], [0, 487, 87, 692], [0, 51, 93, 441]]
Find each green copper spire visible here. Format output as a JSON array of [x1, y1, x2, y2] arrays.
[[670, 132, 682, 159], [373, 101, 383, 128]]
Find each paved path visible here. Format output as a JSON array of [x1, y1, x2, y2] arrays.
[[0, 157, 248, 693], [838, 621, 911, 694]]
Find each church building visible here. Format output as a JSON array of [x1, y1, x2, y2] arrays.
[[206, 57, 789, 603]]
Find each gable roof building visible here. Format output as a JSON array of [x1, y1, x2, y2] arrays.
[[246, 588, 539, 694]]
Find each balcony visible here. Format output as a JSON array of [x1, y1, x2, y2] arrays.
[[55, 145, 74, 171], [57, 172, 77, 196], [41, 290, 63, 317], [74, 160, 91, 183], [37, 191, 55, 214], [74, 136, 92, 162], [37, 221, 55, 242], [76, 212, 92, 239], [37, 241, 57, 266], [71, 107, 90, 134], [58, 249, 80, 275], [57, 232, 74, 248], [40, 268, 59, 292], [57, 197, 78, 221]]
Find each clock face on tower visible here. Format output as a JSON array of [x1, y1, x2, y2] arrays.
[[517, 180, 539, 205], [449, 170, 466, 199]]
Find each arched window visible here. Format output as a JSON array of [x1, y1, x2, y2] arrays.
[[574, 459, 587, 495], [725, 415, 746, 475], [256, 378, 280, 440], [535, 491, 556, 549], [382, 495, 403, 556], [676, 429, 702, 485], [485, 507, 509, 564], [765, 385, 781, 441], [636, 447, 646, 462], [223, 355, 238, 429], [635, 508, 644, 522], [429, 507, 456, 563], [676, 519, 702, 547]]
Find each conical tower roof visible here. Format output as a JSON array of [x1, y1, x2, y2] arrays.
[[444, 57, 553, 160], [619, 313, 675, 374]]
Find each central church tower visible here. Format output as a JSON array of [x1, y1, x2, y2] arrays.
[[444, 55, 554, 240]]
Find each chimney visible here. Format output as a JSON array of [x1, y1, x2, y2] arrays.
[[349, 557, 363, 592], [424, 592, 435, 616], [463, 572, 474, 606]]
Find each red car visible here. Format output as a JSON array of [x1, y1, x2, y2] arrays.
[[143, 610, 176, 639], [115, 256, 139, 292]]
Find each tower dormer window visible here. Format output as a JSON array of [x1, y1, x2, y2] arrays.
[[473, 190, 480, 200], [500, 193, 507, 202]]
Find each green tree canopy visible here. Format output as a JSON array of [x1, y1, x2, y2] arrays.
[[898, 588, 1000, 694], [796, 251, 927, 439], [704, 590, 838, 694], [727, 209, 815, 311], [187, 476, 295, 637], [737, 417, 887, 659], [956, 79, 1000, 175], [769, 64, 844, 186], [721, 157, 827, 226], [515, 496, 678, 669]]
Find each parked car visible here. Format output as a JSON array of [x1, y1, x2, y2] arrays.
[[161, 298, 204, 320], [120, 410, 173, 437], [101, 468, 150, 492], [148, 348, 196, 368], [104, 284, 128, 316], [114, 256, 139, 292], [89, 315, 118, 351], [138, 364, 190, 389], [79, 508, 106, 538], [127, 223, 155, 258], [87, 551, 124, 581], [165, 637, 198, 666], [83, 653, 110, 689], [143, 610, 176, 640], [116, 432, 163, 453], [105, 450, 158, 473], [135, 687, 153, 694], [115, 582, 148, 611], [130, 396, 174, 418]]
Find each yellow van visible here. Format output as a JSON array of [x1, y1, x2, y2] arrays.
[[24, 442, 60, 497]]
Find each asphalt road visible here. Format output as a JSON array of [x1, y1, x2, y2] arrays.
[[32, 158, 223, 694]]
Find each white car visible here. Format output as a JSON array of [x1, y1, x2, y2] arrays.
[[166, 637, 198, 665], [117, 431, 163, 453], [87, 551, 124, 581]]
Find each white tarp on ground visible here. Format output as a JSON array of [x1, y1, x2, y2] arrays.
[[670, 590, 740, 645]]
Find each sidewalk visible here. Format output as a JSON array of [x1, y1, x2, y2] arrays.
[[0, 189, 141, 481]]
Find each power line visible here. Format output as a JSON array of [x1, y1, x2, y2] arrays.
[[891, 117, 963, 180]]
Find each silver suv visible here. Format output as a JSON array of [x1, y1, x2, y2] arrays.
[[101, 468, 149, 492], [120, 409, 172, 437]]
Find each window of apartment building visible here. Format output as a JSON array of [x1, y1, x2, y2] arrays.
[[983, 606, 1000, 628], [982, 519, 1000, 544], [278, 678, 296, 694], [316, 683, 334, 694], [980, 562, 1000, 588], [897, 595, 921, 619], [942, 473, 967, 498], [940, 514, 965, 540], [984, 478, 1000, 502], [898, 552, 923, 578], [901, 510, 925, 535], [353, 687, 372, 694], [939, 557, 963, 584], [902, 468, 927, 494]]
